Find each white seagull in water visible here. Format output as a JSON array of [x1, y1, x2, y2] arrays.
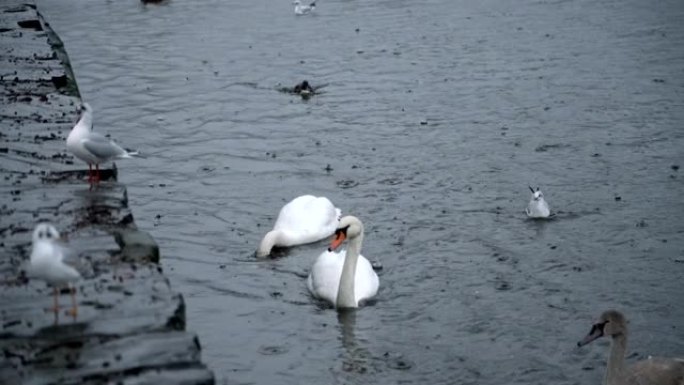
[[66, 103, 140, 183], [526, 186, 551, 218], [28, 223, 81, 318], [293, 0, 316, 15]]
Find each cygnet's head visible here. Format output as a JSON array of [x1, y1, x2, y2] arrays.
[[328, 216, 364, 251], [577, 310, 628, 347], [32, 223, 61, 244], [529, 186, 544, 201]]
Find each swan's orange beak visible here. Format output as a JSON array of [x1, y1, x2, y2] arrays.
[[328, 231, 346, 251]]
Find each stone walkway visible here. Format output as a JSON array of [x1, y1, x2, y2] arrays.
[[0, 2, 214, 383]]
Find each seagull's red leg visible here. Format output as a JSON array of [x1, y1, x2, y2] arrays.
[[88, 164, 93, 183], [52, 287, 60, 324], [66, 285, 78, 318], [53, 286, 59, 312], [45, 286, 60, 313], [95, 163, 100, 183], [44, 287, 64, 323]]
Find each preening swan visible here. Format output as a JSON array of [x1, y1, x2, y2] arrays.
[[307, 216, 379, 308], [256, 195, 341, 257], [577, 310, 684, 385]]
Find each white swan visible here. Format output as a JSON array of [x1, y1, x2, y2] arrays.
[[577, 310, 684, 385], [526, 186, 551, 218], [256, 195, 341, 257], [307, 216, 379, 308]]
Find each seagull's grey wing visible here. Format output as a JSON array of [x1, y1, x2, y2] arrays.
[[55, 241, 74, 264], [25, 241, 82, 279], [82, 132, 127, 160], [56, 241, 90, 277]]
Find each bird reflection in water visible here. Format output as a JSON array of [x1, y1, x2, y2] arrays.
[[337, 309, 370, 375]]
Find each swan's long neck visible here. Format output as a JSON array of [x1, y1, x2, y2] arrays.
[[336, 233, 363, 308], [605, 334, 627, 385], [256, 230, 281, 257]]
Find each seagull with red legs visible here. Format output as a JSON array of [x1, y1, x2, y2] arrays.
[[66, 103, 141, 184]]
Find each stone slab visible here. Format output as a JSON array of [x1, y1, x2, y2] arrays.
[[0, 2, 214, 384]]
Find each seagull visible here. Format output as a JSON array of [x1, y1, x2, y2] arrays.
[[294, 0, 316, 15], [526, 186, 551, 218], [28, 223, 81, 318], [66, 103, 141, 183]]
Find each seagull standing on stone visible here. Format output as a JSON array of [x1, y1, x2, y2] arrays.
[[66, 103, 140, 183], [28, 223, 81, 318], [526, 186, 551, 218], [294, 0, 316, 15]]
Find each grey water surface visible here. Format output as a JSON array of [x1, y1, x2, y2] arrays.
[[38, 0, 684, 384]]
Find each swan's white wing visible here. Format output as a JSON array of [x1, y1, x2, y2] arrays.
[[308, 250, 344, 305], [274, 195, 316, 230], [307, 250, 379, 307], [274, 195, 339, 243], [301, 196, 339, 230], [629, 357, 684, 385], [354, 255, 379, 304]]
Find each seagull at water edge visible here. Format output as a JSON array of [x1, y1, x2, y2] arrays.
[[66, 103, 141, 184]]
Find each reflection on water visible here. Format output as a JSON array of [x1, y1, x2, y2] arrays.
[[37, 0, 684, 383], [36, 320, 88, 338], [337, 310, 366, 375], [71, 185, 128, 229]]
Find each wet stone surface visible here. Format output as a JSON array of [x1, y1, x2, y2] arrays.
[[0, 1, 213, 384]]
